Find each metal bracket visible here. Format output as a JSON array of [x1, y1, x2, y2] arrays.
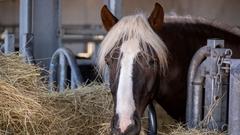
[[187, 39, 232, 130]]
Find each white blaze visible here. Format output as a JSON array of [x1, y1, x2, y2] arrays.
[[116, 39, 140, 133]]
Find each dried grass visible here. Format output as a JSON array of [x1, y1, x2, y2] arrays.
[[158, 124, 225, 135], [0, 53, 226, 135]]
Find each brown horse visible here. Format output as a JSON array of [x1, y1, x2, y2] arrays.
[[98, 3, 240, 135]]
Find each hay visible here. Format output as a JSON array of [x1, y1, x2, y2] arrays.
[[158, 124, 225, 135], [0, 53, 226, 135], [0, 53, 61, 134], [40, 84, 113, 135]]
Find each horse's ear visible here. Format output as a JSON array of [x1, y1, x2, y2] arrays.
[[148, 3, 164, 32], [101, 5, 118, 31]]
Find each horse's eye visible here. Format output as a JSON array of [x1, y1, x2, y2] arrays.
[[149, 59, 155, 66]]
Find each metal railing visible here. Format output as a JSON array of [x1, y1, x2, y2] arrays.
[[186, 39, 240, 135], [48, 48, 83, 92], [187, 39, 231, 130]]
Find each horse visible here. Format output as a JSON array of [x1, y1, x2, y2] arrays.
[[98, 3, 240, 135]]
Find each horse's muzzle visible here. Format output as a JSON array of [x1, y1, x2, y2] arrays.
[[111, 112, 141, 135]]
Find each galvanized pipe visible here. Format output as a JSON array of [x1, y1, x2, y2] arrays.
[[147, 103, 157, 135], [191, 66, 205, 127], [186, 46, 210, 128], [59, 53, 67, 92], [49, 48, 83, 92], [228, 59, 240, 135]]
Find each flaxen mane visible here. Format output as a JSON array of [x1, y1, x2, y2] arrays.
[[98, 14, 240, 74], [98, 14, 168, 73]]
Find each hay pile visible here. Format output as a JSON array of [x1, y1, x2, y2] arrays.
[[0, 53, 113, 134], [0, 53, 225, 135], [0, 53, 54, 134]]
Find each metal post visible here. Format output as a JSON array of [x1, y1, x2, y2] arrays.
[[32, 0, 61, 68], [1, 30, 15, 54], [229, 59, 240, 135], [19, 0, 34, 63], [191, 65, 205, 127], [147, 103, 157, 135], [59, 53, 66, 92], [186, 46, 210, 128]]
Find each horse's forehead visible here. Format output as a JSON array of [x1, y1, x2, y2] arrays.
[[120, 39, 140, 54]]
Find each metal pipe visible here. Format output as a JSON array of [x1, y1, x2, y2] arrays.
[[186, 46, 210, 128], [71, 70, 76, 89], [228, 59, 240, 135], [49, 48, 83, 92], [0, 30, 15, 54], [59, 53, 66, 92], [191, 66, 205, 127], [57, 0, 62, 47], [147, 103, 157, 135]]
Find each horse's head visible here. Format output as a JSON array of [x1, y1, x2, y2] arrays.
[[99, 3, 168, 135]]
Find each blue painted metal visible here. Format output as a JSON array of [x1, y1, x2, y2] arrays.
[[32, 0, 61, 68], [49, 48, 83, 92], [19, 0, 34, 64]]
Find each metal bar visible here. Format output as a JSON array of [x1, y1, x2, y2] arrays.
[[1, 30, 15, 54], [71, 70, 76, 89], [186, 46, 210, 128], [59, 53, 66, 92], [49, 54, 59, 92], [57, 0, 62, 47], [49, 48, 83, 92], [48, 56, 59, 91], [191, 66, 205, 127], [147, 103, 157, 135], [228, 59, 240, 135]]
